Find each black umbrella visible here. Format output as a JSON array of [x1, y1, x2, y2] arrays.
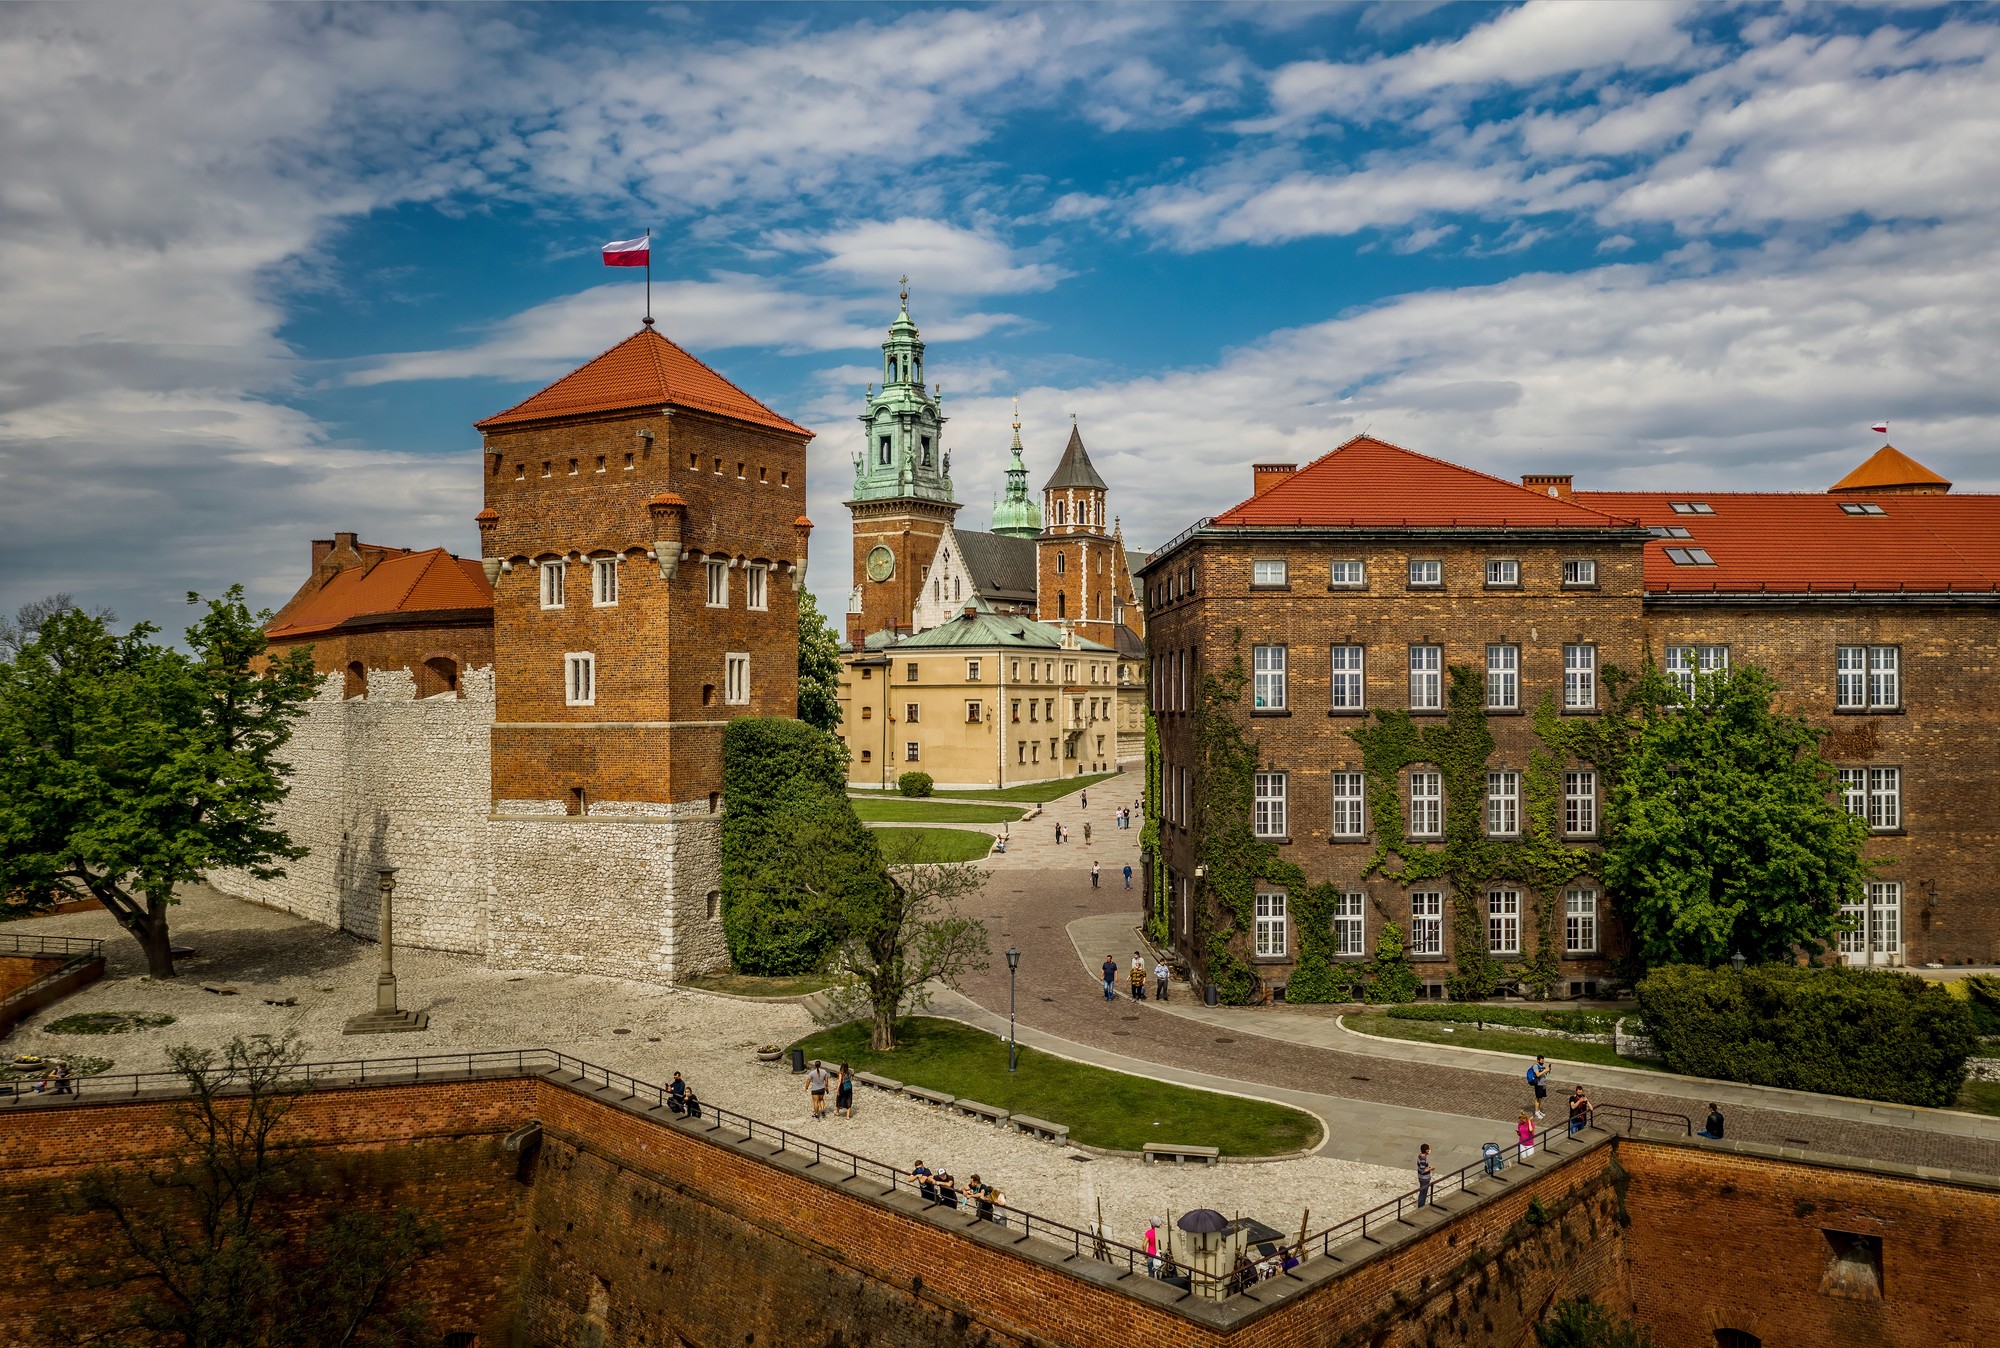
[[1177, 1209, 1228, 1234]]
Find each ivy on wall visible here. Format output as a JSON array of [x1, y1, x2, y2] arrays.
[[1141, 710, 1169, 945]]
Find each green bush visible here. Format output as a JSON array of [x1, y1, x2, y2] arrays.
[[1964, 974, 2000, 1038], [1386, 1004, 1619, 1035], [1636, 963, 1977, 1107], [897, 771, 934, 797], [1365, 922, 1421, 1004]]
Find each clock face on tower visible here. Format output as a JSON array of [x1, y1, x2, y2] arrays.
[[865, 545, 896, 583]]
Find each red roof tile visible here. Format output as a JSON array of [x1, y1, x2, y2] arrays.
[[475, 327, 812, 437], [1828, 444, 1952, 493], [267, 548, 493, 640], [1571, 491, 2000, 595], [1212, 436, 1636, 529]]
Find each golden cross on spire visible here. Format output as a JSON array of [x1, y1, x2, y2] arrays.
[[899, 274, 909, 304]]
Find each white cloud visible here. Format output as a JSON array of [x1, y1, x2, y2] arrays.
[[793, 218, 1065, 296]]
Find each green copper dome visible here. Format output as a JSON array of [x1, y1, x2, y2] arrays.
[[990, 401, 1042, 539], [849, 282, 955, 507]]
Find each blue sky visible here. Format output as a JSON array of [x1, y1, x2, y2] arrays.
[[3, 1, 1997, 635]]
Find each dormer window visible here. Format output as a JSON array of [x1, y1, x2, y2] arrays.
[[1669, 501, 1715, 515], [1840, 502, 1887, 516]]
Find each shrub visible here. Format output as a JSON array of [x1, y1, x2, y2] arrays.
[[1962, 974, 2000, 1037], [1386, 1004, 1619, 1035], [1636, 963, 1977, 1107], [897, 771, 934, 797], [1365, 921, 1420, 1004]]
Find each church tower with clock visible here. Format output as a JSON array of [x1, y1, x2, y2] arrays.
[[845, 284, 959, 642]]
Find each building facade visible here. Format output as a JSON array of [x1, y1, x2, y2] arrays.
[[1142, 437, 2000, 1000]]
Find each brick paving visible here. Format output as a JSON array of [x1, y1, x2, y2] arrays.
[[959, 773, 2000, 1176]]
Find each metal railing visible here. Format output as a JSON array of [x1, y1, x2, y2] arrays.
[[1, 932, 105, 959]]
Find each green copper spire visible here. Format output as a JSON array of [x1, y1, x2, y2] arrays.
[[849, 278, 955, 505], [991, 397, 1043, 539]]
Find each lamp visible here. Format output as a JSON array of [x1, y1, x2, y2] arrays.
[[1006, 946, 1021, 1072], [1730, 950, 1747, 974]]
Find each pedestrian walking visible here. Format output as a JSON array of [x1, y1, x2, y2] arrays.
[[1516, 1112, 1536, 1159], [836, 1062, 855, 1118], [1123, 863, 1133, 889], [1091, 860, 1101, 888], [1699, 1102, 1726, 1140], [1130, 951, 1147, 1002], [1081, 790, 1088, 808], [1144, 1220, 1161, 1276], [1083, 821, 1092, 843], [1154, 957, 1169, 1001], [1567, 1085, 1593, 1137], [1102, 954, 1118, 1001], [1054, 821, 1062, 844], [1415, 1143, 1435, 1208], [807, 1060, 830, 1119], [1526, 1054, 1550, 1120]]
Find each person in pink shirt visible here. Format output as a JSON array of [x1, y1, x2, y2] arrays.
[[1144, 1220, 1161, 1276], [1517, 1112, 1537, 1159]]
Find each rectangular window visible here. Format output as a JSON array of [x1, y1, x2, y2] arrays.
[[1253, 772, 1288, 838], [1842, 882, 1903, 963], [1252, 559, 1288, 587], [1408, 558, 1442, 587], [705, 560, 728, 608], [1868, 646, 1899, 709], [1010, 699, 1021, 723], [905, 741, 920, 762], [1563, 644, 1596, 709], [591, 557, 618, 607], [1486, 644, 1518, 710], [967, 658, 982, 682], [1663, 546, 1717, 566], [1409, 771, 1442, 838], [724, 653, 750, 705], [1334, 892, 1366, 956], [1029, 701, 1038, 722], [1666, 644, 1729, 699], [1329, 560, 1366, 588], [1255, 893, 1288, 957], [1253, 645, 1287, 711], [1840, 767, 1900, 831], [1011, 660, 1021, 680], [1409, 644, 1442, 710], [1330, 772, 1366, 838], [904, 702, 920, 724], [745, 565, 768, 611], [908, 663, 920, 682], [540, 560, 566, 609], [1669, 501, 1714, 514], [1017, 742, 1026, 764], [1488, 889, 1521, 955], [1410, 893, 1444, 956], [564, 652, 595, 706], [1565, 890, 1599, 954], [1330, 644, 1365, 710], [1486, 559, 1520, 588], [1487, 770, 1520, 837], [1564, 770, 1597, 837], [1562, 559, 1598, 587]]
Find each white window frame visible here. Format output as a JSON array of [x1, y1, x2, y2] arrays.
[[1253, 772, 1288, 838], [1868, 646, 1900, 709], [1330, 644, 1365, 710], [1486, 644, 1518, 710], [1253, 645, 1287, 711], [966, 701, 983, 724], [1486, 558, 1520, 588], [904, 702, 920, 724], [1667, 644, 1729, 699], [1564, 770, 1597, 837], [1410, 892, 1444, 957], [1488, 889, 1521, 955], [1840, 767, 1900, 831], [1255, 892, 1288, 957], [1334, 892, 1366, 957], [1330, 772, 1366, 838], [540, 559, 567, 610], [724, 652, 750, 705], [1563, 644, 1596, 710], [1841, 881, 1903, 964], [1408, 558, 1442, 588], [1562, 559, 1598, 587], [967, 658, 982, 682], [589, 557, 618, 607], [745, 564, 768, 612], [1565, 890, 1599, 955], [1487, 770, 1520, 837], [564, 651, 595, 706], [1409, 771, 1442, 838], [1329, 560, 1366, 588], [1409, 644, 1442, 711], [1252, 559, 1288, 587], [706, 559, 729, 608]]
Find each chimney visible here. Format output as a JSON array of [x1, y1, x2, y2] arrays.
[[1521, 474, 1573, 500], [314, 531, 365, 583], [963, 604, 978, 619], [310, 538, 335, 571], [1252, 463, 1297, 497]]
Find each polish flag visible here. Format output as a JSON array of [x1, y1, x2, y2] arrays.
[[1871, 422, 1889, 435], [602, 235, 650, 267]]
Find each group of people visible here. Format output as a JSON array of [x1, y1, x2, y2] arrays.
[[911, 1160, 1007, 1222], [666, 1071, 703, 1119], [1052, 821, 1090, 845], [1525, 1054, 1595, 1137], [805, 1060, 855, 1119], [1101, 951, 1170, 1002]]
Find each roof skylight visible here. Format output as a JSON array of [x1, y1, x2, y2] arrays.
[[1664, 547, 1716, 566]]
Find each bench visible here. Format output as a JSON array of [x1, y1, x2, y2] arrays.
[[903, 1085, 955, 1109], [1011, 1114, 1070, 1145], [854, 1071, 903, 1093], [1143, 1142, 1220, 1165], [952, 1098, 1010, 1126]]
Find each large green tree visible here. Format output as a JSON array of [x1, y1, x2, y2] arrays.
[[796, 589, 844, 734], [0, 589, 318, 977], [1603, 663, 1869, 968]]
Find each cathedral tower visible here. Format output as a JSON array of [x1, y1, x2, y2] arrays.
[[846, 284, 959, 642], [1036, 419, 1123, 648], [990, 400, 1042, 539]]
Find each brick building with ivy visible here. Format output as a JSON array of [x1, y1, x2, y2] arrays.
[[1138, 436, 2000, 1002]]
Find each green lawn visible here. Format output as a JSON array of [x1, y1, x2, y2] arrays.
[[1347, 1011, 1668, 1073], [849, 799, 1024, 824], [1957, 1080, 2000, 1117], [680, 971, 837, 998], [854, 769, 1125, 806], [865, 826, 995, 862], [792, 1016, 1321, 1155]]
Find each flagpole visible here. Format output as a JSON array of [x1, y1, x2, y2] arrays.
[[644, 227, 653, 327]]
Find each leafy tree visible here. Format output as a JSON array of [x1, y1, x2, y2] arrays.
[[1536, 1297, 1654, 1348], [1602, 663, 1869, 967], [0, 592, 117, 661], [60, 1034, 443, 1347], [815, 831, 990, 1050], [796, 589, 844, 733], [0, 589, 318, 977]]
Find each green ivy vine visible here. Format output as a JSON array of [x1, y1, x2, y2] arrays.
[[1141, 710, 1169, 946]]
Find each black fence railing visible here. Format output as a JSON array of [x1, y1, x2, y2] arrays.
[[1, 932, 105, 960]]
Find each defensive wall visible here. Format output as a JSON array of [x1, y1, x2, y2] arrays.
[[2, 1054, 1994, 1346]]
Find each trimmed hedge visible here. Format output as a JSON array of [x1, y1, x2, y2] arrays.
[[1636, 963, 1977, 1107], [897, 771, 934, 797], [1386, 1004, 1620, 1035]]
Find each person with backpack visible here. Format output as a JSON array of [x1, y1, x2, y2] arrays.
[[1525, 1055, 1551, 1120]]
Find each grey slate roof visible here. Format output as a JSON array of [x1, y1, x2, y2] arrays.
[[954, 528, 1037, 604], [1042, 424, 1108, 492]]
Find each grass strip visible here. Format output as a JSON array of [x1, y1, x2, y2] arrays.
[[791, 1016, 1320, 1155], [863, 826, 994, 862], [1349, 1011, 1667, 1074], [852, 770, 1126, 806], [680, 971, 837, 998], [848, 799, 1024, 824], [1385, 1004, 1621, 1036]]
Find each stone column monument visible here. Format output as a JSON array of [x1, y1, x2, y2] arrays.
[[343, 866, 430, 1034]]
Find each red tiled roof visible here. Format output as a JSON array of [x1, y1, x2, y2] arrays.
[[1571, 491, 2000, 595], [1828, 444, 1952, 492], [475, 327, 812, 437], [1211, 436, 1636, 529], [267, 549, 493, 640]]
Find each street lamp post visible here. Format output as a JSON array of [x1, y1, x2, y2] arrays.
[[1006, 945, 1021, 1072], [1730, 950, 1747, 975]]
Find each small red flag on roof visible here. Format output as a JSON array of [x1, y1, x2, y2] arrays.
[[1871, 421, 1889, 434], [603, 235, 650, 267]]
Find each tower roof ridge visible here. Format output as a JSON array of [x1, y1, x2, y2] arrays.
[[474, 327, 810, 436], [1042, 421, 1108, 492]]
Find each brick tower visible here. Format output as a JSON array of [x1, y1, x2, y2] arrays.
[[472, 323, 814, 978], [1036, 419, 1125, 650], [845, 285, 958, 643]]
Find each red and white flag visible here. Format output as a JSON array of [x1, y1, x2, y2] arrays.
[[602, 235, 650, 267], [1871, 422, 1889, 434]]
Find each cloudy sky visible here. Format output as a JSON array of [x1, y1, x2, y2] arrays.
[[3, 1, 1996, 636]]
